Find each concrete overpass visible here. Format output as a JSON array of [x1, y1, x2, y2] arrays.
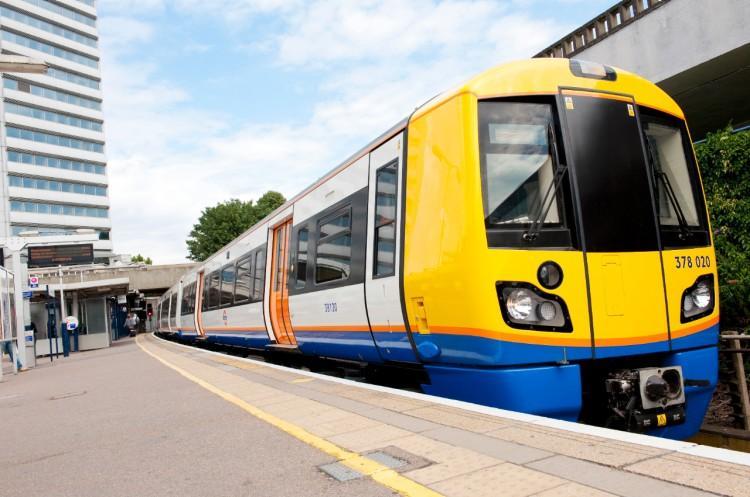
[[535, 0, 750, 139], [29, 262, 195, 298]]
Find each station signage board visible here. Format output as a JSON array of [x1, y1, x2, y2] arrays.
[[28, 276, 39, 288], [28, 244, 94, 268]]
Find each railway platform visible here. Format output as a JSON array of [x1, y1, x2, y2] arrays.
[[1, 334, 749, 497]]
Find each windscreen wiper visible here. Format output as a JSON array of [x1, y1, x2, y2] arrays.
[[643, 133, 692, 240], [523, 124, 567, 243]]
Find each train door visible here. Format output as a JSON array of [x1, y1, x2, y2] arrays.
[[559, 88, 669, 357], [269, 219, 296, 345], [365, 133, 418, 363], [195, 271, 206, 337]]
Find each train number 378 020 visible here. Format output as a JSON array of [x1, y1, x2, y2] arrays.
[[674, 255, 711, 269]]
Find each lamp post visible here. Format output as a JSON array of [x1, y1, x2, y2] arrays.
[[0, 55, 48, 73]]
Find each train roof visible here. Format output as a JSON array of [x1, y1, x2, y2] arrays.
[[187, 58, 684, 277]]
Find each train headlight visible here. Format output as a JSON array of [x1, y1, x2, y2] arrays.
[[506, 289, 533, 320], [691, 282, 711, 309], [497, 283, 571, 332], [680, 274, 714, 323], [537, 301, 557, 321]]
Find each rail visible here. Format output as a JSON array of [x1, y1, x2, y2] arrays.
[[534, 0, 671, 59]]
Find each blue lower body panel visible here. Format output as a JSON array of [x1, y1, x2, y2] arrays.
[[207, 332, 270, 349], [295, 331, 383, 363], [176, 331, 197, 342], [647, 345, 718, 439], [422, 363, 583, 421]]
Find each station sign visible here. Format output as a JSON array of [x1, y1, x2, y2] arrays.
[[22, 290, 32, 299], [28, 276, 39, 288], [28, 244, 94, 268]]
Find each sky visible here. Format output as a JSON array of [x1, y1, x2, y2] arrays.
[[97, 0, 615, 264]]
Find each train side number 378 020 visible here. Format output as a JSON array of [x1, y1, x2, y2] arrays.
[[674, 255, 711, 269]]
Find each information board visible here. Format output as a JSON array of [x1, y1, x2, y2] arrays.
[[28, 244, 94, 268]]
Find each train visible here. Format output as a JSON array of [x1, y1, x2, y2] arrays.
[[156, 58, 719, 440]]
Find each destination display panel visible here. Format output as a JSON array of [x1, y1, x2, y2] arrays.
[[28, 244, 94, 268]]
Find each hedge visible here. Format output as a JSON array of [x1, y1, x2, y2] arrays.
[[695, 127, 750, 328]]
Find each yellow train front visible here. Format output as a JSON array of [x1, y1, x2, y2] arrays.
[[403, 59, 718, 439]]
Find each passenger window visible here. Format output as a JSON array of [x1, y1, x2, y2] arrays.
[[234, 256, 252, 304], [169, 293, 177, 318], [190, 283, 196, 313], [253, 250, 265, 301], [316, 208, 352, 284], [295, 228, 308, 288], [374, 162, 397, 276], [220, 265, 235, 307], [209, 271, 221, 309], [181, 286, 189, 315], [275, 227, 285, 292], [202, 275, 209, 311]]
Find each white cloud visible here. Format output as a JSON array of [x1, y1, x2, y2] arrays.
[[101, 0, 569, 263]]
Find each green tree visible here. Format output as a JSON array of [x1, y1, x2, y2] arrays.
[[695, 127, 750, 328], [186, 191, 285, 262], [131, 254, 152, 265]]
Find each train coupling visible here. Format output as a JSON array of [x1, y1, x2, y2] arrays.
[[604, 366, 687, 431]]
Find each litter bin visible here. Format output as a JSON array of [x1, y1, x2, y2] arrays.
[[24, 325, 36, 368]]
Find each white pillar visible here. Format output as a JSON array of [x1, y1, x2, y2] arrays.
[[12, 250, 25, 369], [58, 266, 65, 321], [72, 292, 79, 319]]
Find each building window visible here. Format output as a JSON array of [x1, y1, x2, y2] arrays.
[[45, 67, 100, 90], [316, 208, 352, 284], [21, 0, 97, 28], [9, 175, 106, 196], [1, 31, 99, 68], [10, 225, 108, 237], [0, 7, 97, 48], [7, 150, 105, 174], [4, 78, 102, 110], [6, 126, 104, 153], [374, 162, 398, 276], [5, 102, 103, 131], [10, 200, 108, 218], [295, 228, 308, 288]]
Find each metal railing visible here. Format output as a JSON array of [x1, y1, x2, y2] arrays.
[[534, 0, 672, 59], [719, 332, 750, 431]]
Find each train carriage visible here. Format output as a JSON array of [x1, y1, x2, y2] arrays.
[[157, 58, 719, 439]]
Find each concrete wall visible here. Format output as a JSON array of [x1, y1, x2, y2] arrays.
[[573, 0, 750, 83]]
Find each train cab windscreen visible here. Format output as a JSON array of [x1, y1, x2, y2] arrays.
[[641, 109, 710, 248], [478, 100, 574, 248]]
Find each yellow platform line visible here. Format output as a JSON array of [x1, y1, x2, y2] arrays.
[[137, 337, 443, 497]]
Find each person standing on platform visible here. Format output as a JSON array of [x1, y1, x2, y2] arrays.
[[125, 313, 140, 338], [2, 339, 22, 370]]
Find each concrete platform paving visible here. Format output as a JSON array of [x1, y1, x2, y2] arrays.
[[0, 338, 394, 497], [3, 334, 750, 497]]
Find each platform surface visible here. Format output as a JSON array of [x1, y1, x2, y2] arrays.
[[1, 334, 749, 497]]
